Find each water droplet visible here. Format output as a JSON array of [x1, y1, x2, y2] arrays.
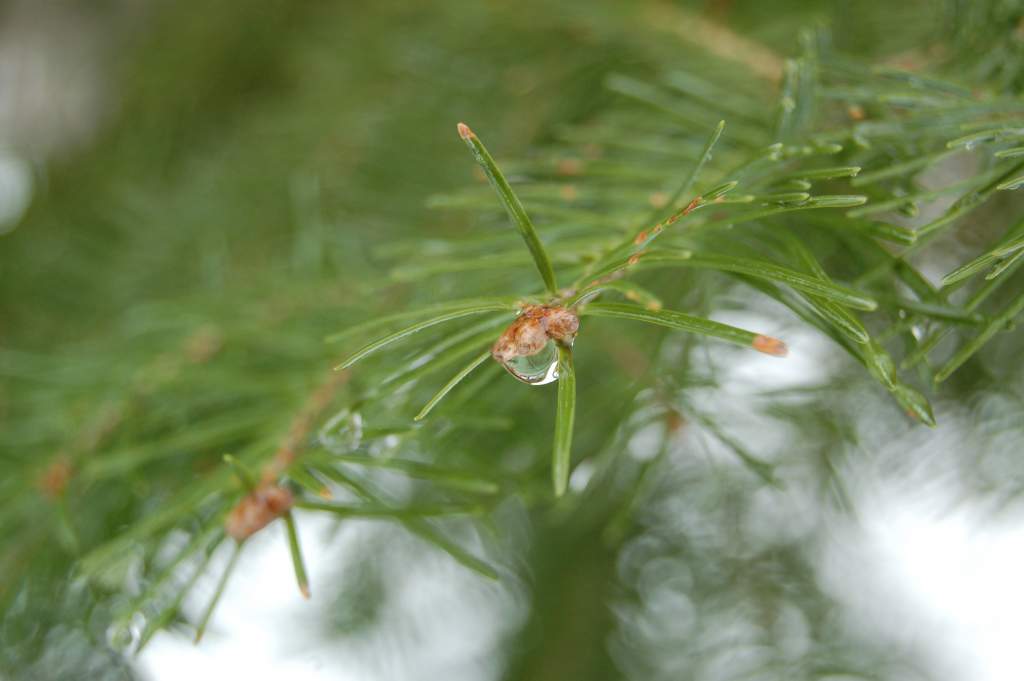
[[106, 613, 144, 654], [367, 433, 401, 457], [318, 407, 362, 451], [502, 338, 561, 385], [491, 305, 578, 386]]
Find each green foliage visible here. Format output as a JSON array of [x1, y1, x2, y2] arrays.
[[4, 1, 1024, 679], [552, 345, 577, 497]]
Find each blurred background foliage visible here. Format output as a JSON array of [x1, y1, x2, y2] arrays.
[[4, 1, 1024, 680]]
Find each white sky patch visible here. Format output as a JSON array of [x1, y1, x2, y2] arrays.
[[709, 308, 837, 392], [137, 514, 522, 681], [819, 463, 1024, 681], [0, 151, 32, 232], [138, 516, 362, 681]]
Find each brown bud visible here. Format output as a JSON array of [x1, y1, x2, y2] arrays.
[[541, 306, 580, 342], [752, 334, 788, 357], [225, 484, 294, 541], [491, 305, 580, 363]]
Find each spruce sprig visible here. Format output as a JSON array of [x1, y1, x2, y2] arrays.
[[7, 6, 1024, 667]]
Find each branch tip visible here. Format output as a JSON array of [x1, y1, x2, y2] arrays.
[[753, 335, 788, 357], [457, 122, 474, 139]]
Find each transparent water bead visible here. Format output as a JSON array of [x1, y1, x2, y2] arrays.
[[105, 613, 144, 655], [504, 338, 561, 385], [318, 406, 363, 451], [491, 304, 578, 386]]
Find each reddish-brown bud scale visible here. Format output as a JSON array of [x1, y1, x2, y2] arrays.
[[491, 305, 580, 363], [543, 307, 580, 342], [225, 484, 294, 541]]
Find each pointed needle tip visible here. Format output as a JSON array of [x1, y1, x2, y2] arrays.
[[457, 122, 474, 139]]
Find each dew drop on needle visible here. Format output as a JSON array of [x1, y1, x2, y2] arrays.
[[491, 304, 578, 386], [106, 613, 144, 655], [504, 340, 561, 385], [318, 406, 363, 451]]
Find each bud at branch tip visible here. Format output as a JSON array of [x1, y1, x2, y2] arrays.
[[753, 334, 788, 357]]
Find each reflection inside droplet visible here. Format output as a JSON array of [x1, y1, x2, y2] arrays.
[[105, 613, 144, 654], [318, 407, 363, 451], [502, 338, 561, 385]]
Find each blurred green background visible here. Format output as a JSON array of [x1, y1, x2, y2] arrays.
[[1, 0, 939, 346]]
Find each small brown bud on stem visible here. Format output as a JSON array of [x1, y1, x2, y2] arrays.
[[225, 484, 294, 541]]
